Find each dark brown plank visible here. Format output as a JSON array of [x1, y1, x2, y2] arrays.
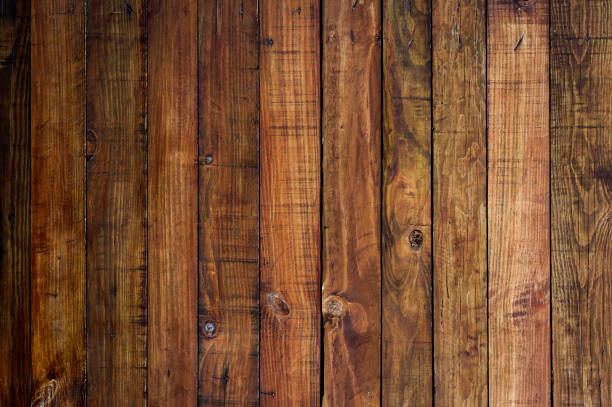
[[432, 0, 488, 405], [551, 0, 612, 405], [259, 1, 321, 405], [322, 0, 381, 405], [488, 0, 550, 405], [382, 0, 432, 404], [85, 1, 147, 405], [148, 1, 198, 405], [197, 0, 259, 404], [0, 0, 30, 405], [31, 0, 86, 405]]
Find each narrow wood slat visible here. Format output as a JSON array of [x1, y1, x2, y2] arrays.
[[31, 0, 86, 404], [432, 0, 488, 405], [551, 0, 612, 405], [488, 0, 550, 405], [85, 1, 147, 405], [382, 0, 432, 404], [0, 0, 30, 404], [322, 0, 381, 404], [259, 1, 321, 405], [197, 0, 259, 404], [147, 1, 198, 405]]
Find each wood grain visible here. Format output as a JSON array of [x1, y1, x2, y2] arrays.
[[259, 0, 321, 405], [322, 0, 381, 405], [31, 0, 86, 405], [147, 1, 198, 405], [488, 0, 550, 405], [432, 0, 488, 405], [197, 0, 259, 404], [0, 0, 30, 405], [551, 0, 612, 405], [85, 1, 147, 405], [382, 0, 432, 405]]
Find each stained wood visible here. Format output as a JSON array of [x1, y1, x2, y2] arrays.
[[197, 0, 259, 404], [85, 1, 147, 405], [0, 1, 30, 405], [551, 0, 612, 405], [322, 0, 381, 405], [488, 0, 550, 404], [382, 0, 432, 404], [432, 0, 487, 405], [259, 1, 321, 405], [147, 1, 198, 405], [30, 0, 86, 405]]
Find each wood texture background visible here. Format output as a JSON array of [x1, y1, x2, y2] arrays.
[[2, 0, 612, 406]]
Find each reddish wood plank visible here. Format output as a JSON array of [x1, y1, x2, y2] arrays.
[[488, 0, 550, 405], [197, 0, 259, 404], [148, 1, 198, 405], [259, 1, 321, 405]]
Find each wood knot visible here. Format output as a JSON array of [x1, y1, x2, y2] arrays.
[[201, 321, 218, 339], [409, 229, 424, 250], [516, 0, 537, 7], [323, 296, 346, 319], [267, 293, 290, 316], [86, 129, 98, 161], [31, 379, 59, 407]]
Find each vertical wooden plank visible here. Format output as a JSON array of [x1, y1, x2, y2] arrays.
[[31, 0, 86, 405], [0, 0, 30, 404], [259, 0, 321, 405], [432, 0, 487, 405], [86, 0, 147, 405], [551, 0, 612, 405], [488, 0, 550, 405], [321, 0, 381, 405], [382, 0, 432, 405], [148, 1, 198, 405], [197, 0, 259, 405]]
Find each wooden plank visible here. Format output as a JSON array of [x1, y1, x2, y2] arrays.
[[488, 0, 550, 405], [321, 0, 381, 405], [381, 0, 432, 405], [197, 0, 259, 404], [0, 1, 30, 405], [147, 1, 198, 405], [259, 0, 321, 405], [551, 0, 612, 405], [85, 1, 147, 405], [432, 0, 487, 405], [30, 0, 86, 405]]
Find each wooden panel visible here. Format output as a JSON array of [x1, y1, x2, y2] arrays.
[[321, 0, 381, 405], [488, 0, 550, 405], [147, 1, 198, 405], [382, 0, 432, 405], [86, 1, 147, 405], [0, 1, 30, 405], [551, 0, 612, 405], [31, 0, 86, 405], [432, 0, 487, 405], [259, 1, 321, 405], [197, 0, 259, 404]]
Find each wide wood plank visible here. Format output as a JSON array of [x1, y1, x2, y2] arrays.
[[0, 1, 30, 405], [488, 0, 550, 405], [259, 1, 321, 405], [432, 0, 488, 405], [148, 1, 198, 405], [197, 0, 259, 404], [31, 0, 86, 404], [85, 1, 147, 405], [551, 0, 612, 405], [321, 0, 381, 405], [382, 0, 432, 405]]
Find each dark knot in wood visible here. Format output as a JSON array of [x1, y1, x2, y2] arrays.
[[409, 229, 424, 250]]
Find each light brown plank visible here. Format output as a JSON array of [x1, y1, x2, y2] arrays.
[[259, 1, 321, 405], [432, 0, 488, 405], [488, 0, 550, 405], [148, 1, 198, 405], [197, 0, 259, 404]]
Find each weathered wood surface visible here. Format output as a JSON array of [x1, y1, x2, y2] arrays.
[[551, 0, 612, 405], [488, 0, 551, 405]]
